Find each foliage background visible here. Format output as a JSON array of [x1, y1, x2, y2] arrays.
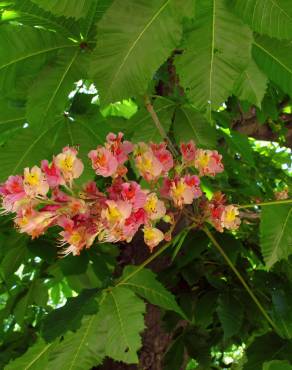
[[0, 0, 291, 369]]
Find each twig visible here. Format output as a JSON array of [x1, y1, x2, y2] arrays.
[[144, 95, 179, 157], [239, 199, 292, 209]]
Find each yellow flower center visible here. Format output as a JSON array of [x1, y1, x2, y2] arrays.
[[69, 231, 82, 245], [106, 205, 121, 222], [145, 195, 157, 213], [172, 182, 186, 198], [225, 209, 236, 222], [60, 155, 74, 171], [198, 153, 209, 168], [24, 173, 39, 186]]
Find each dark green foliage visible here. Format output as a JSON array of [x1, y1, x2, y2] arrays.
[[0, 0, 291, 369]]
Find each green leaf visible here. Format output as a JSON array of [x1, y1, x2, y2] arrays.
[[130, 96, 175, 143], [0, 98, 26, 134], [260, 204, 292, 268], [0, 234, 28, 280], [253, 35, 292, 98], [233, 59, 267, 108], [9, 0, 80, 38], [217, 293, 243, 339], [173, 105, 217, 147], [5, 338, 54, 370], [26, 50, 85, 130], [121, 266, 185, 317], [30, 0, 93, 19], [263, 360, 292, 370], [243, 333, 292, 370], [271, 290, 292, 339], [46, 315, 105, 370], [0, 25, 75, 94], [0, 117, 104, 181], [90, 0, 183, 105], [99, 286, 145, 363], [231, 0, 292, 40], [175, 0, 252, 114], [42, 289, 99, 342], [163, 335, 185, 370]]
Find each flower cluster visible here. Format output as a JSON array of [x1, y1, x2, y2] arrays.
[[0, 133, 240, 256]]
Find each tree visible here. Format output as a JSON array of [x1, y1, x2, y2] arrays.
[[0, 1, 291, 369]]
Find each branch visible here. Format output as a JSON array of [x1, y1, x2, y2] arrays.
[[239, 198, 292, 209], [203, 227, 278, 333]]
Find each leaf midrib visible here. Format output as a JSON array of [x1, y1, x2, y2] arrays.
[[0, 44, 76, 71], [268, 207, 292, 265], [105, 0, 171, 100]]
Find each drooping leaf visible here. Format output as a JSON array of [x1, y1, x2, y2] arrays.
[[5, 338, 54, 370], [173, 105, 217, 147], [26, 50, 85, 131], [253, 35, 292, 98], [30, 0, 94, 19], [90, 0, 183, 105], [260, 204, 292, 268], [217, 293, 243, 339], [175, 0, 252, 115], [231, 0, 292, 40], [121, 266, 185, 317], [42, 289, 99, 342], [233, 59, 268, 108]]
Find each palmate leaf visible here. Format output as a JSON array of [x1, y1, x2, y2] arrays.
[[233, 59, 268, 108], [30, 0, 94, 19], [5, 338, 54, 370], [260, 204, 292, 268], [253, 35, 292, 98], [175, 0, 252, 116], [231, 0, 292, 40], [173, 105, 217, 147], [0, 117, 106, 181], [90, 0, 183, 105], [26, 50, 86, 131], [0, 25, 75, 95], [121, 266, 185, 317]]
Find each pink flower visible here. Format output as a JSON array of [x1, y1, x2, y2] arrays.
[[106, 132, 133, 164], [41, 159, 64, 188], [168, 176, 202, 208], [120, 182, 147, 210], [15, 207, 57, 239], [194, 149, 224, 176], [180, 140, 196, 162], [23, 166, 49, 197], [88, 147, 118, 177], [143, 226, 164, 252], [220, 205, 241, 230], [0, 175, 26, 212], [134, 143, 163, 181], [101, 200, 132, 227], [150, 143, 173, 173], [144, 193, 166, 220], [55, 147, 84, 184]]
